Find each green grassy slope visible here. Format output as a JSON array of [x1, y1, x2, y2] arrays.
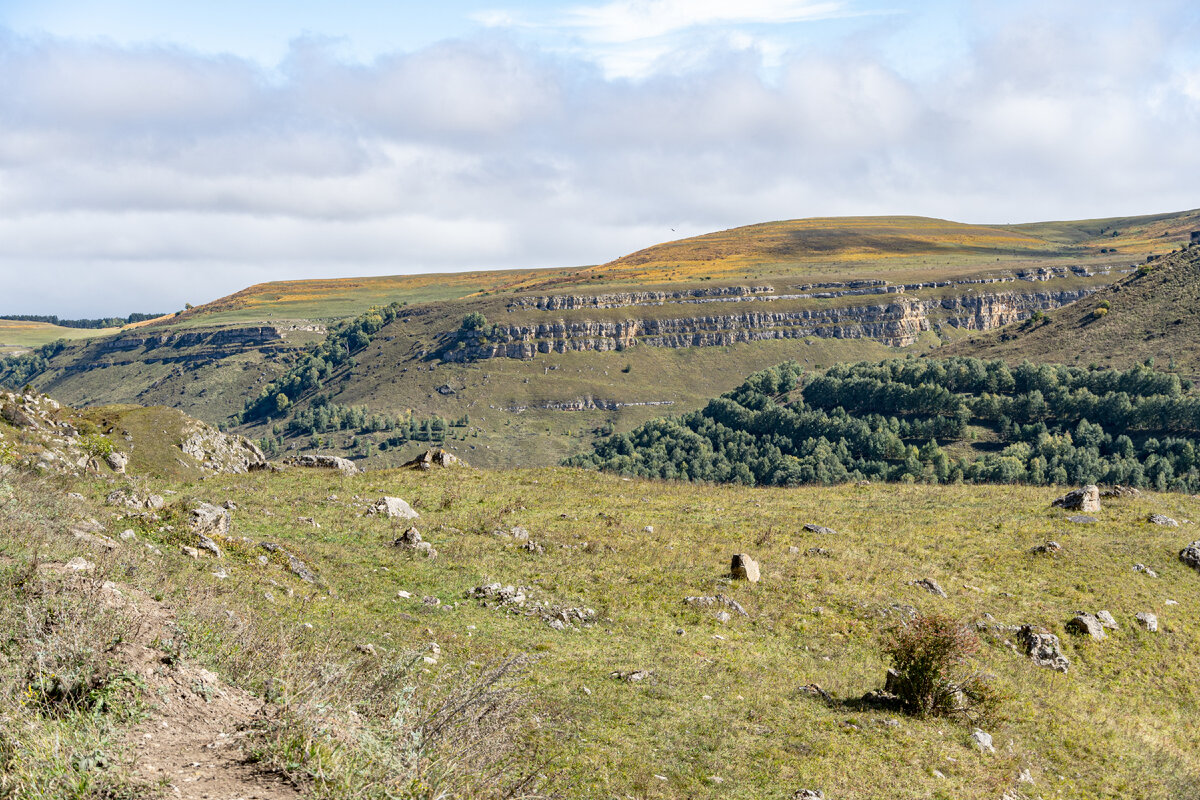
[[953, 244, 1200, 377], [55, 461, 1200, 799], [0, 319, 121, 354]]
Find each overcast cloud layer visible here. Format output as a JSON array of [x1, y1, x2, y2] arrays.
[[1, 0, 1199, 316]]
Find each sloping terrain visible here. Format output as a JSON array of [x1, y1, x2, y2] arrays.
[[4, 211, 1198, 469], [955, 244, 1200, 377], [3, 392, 1200, 798]]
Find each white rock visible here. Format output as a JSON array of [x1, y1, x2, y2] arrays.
[[65, 556, 95, 572], [971, 728, 996, 754]]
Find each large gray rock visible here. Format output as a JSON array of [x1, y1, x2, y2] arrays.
[[1148, 514, 1179, 527], [1134, 612, 1158, 632], [284, 454, 359, 474], [367, 496, 419, 519], [730, 553, 760, 583], [1018, 626, 1069, 673], [1065, 613, 1105, 641], [1180, 541, 1200, 572], [803, 523, 838, 535], [1052, 485, 1101, 513], [190, 502, 231, 537], [104, 451, 128, 474]]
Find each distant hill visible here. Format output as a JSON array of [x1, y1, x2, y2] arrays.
[[954, 243, 1200, 376], [3, 209, 1199, 468]]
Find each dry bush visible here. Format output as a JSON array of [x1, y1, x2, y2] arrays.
[[882, 613, 1003, 722]]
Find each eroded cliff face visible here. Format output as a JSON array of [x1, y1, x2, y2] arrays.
[[58, 326, 289, 374], [445, 290, 1091, 361]]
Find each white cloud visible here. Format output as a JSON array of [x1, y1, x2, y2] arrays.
[[560, 0, 846, 43], [1, 2, 1199, 316]]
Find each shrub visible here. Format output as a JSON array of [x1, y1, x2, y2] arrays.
[[882, 613, 1002, 721], [1092, 307, 1109, 319], [79, 433, 115, 459]]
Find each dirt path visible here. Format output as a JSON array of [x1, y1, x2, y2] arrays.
[[47, 565, 303, 800]]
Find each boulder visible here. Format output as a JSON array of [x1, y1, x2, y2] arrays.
[[1133, 563, 1158, 577], [803, 523, 838, 535], [730, 553, 760, 582], [911, 578, 947, 598], [366, 496, 419, 519], [1052, 485, 1101, 513], [283, 454, 359, 474], [1135, 612, 1158, 632], [1096, 610, 1119, 630], [190, 502, 231, 537], [1148, 514, 1179, 527], [971, 728, 996, 754], [1180, 541, 1200, 572], [1100, 485, 1141, 499], [1018, 626, 1069, 673], [1065, 613, 1105, 640], [104, 451, 128, 474], [196, 535, 222, 558], [402, 448, 464, 470]]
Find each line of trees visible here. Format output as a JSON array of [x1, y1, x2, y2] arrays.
[[567, 357, 1200, 492], [241, 302, 405, 423], [0, 313, 163, 329], [0, 340, 67, 388]]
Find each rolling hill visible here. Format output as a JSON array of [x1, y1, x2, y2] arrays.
[[2, 210, 1198, 469], [954, 243, 1200, 376]]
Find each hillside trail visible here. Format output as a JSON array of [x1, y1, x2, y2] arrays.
[[42, 563, 303, 800]]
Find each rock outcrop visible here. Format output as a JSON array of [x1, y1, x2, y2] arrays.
[[448, 290, 1093, 361], [283, 454, 359, 474], [1052, 486, 1101, 513]]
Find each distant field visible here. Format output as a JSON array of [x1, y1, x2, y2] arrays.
[[0, 319, 121, 352]]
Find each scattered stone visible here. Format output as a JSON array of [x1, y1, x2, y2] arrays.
[[509, 526, 530, 542], [715, 610, 732, 623], [1052, 485, 1101, 513], [73, 529, 117, 550], [1096, 610, 1119, 630], [1017, 767, 1035, 784], [1166, 599, 1179, 606], [1100, 485, 1141, 499], [397, 590, 412, 599], [644, 525, 654, 533], [355, 643, 378, 657], [520, 541, 545, 555], [1066, 613, 1106, 640], [788, 545, 800, 554], [971, 728, 996, 754], [799, 683, 832, 702], [731, 553, 760, 582], [104, 451, 128, 473], [684, 595, 748, 616], [1135, 612, 1158, 632], [65, 557, 95, 572], [401, 448, 463, 469], [212, 567, 230, 580], [610, 670, 653, 683], [1018, 626, 1069, 672], [1180, 541, 1200, 572], [803, 523, 838, 535], [288, 554, 317, 584], [422, 596, 441, 607], [366, 496, 419, 519], [805, 547, 832, 557], [1148, 514, 1179, 527], [1067, 515, 1098, 524], [1133, 563, 1158, 577], [1031, 541, 1061, 554], [118, 529, 137, 541], [283, 454, 359, 474], [190, 502, 231, 538], [792, 790, 825, 799], [180, 546, 201, 559], [196, 535, 222, 559], [911, 578, 947, 597]]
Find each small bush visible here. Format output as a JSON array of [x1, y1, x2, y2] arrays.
[[1092, 307, 1109, 319], [882, 613, 1002, 721], [79, 433, 115, 458]]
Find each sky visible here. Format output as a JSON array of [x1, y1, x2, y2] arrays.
[[0, 0, 1198, 316]]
